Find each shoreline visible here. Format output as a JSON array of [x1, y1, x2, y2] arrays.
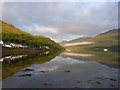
[[2, 47, 49, 56]]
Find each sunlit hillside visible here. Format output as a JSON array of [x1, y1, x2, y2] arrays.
[[67, 29, 119, 52], [0, 20, 64, 51]]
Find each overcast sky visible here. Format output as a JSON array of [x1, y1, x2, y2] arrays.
[[2, 2, 118, 42]]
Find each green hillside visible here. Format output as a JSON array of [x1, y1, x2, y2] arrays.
[[59, 37, 91, 45], [0, 20, 64, 51], [67, 29, 119, 52], [68, 37, 91, 43], [66, 29, 119, 68], [86, 29, 119, 50]]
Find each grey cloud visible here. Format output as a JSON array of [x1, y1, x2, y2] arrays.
[[2, 2, 118, 41]]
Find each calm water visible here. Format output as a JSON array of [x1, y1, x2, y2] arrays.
[[1, 51, 119, 88]]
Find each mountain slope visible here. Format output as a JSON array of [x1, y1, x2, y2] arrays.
[[59, 40, 68, 45], [66, 29, 119, 68], [67, 29, 119, 52], [68, 37, 91, 43], [59, 37, 91, 45], [0, 20, 64, 51]]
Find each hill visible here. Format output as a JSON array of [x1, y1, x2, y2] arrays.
[[68, 37, 91, 43], [66, 29, 119, 68], [59, 40, 68, 45], [59, 37, 91, 45], [67, 29, 119, 52], [0, 20, 64, 51]]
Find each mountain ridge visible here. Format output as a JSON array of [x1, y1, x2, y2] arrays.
[[66, 29, 119, 52], [59, 37, 91, 45]]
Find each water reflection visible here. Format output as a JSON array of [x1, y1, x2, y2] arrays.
[[0, 55, 28, 62], [2, 50, 61, 79], [63, 52, 93, 57], [1, 50, 50, 62], [2, 50, 119, 88], [2, 54, 119, 88], [61, 51, 119, 68], [44, 51, 50, 55]]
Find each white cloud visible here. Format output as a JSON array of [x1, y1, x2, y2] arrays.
[[34, 27, 59, 35], [2, 2, 118, 41]]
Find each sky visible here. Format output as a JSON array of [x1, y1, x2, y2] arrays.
[[1, 2, 118, 42]]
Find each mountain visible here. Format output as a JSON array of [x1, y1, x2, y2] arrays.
[[66, 29, 119, 52], [65, 29, 119, 68], [68, 37, 91, 43], [0, 20, 64, 51], [59, 40, 68, 45], [59, 37, 91, 45]]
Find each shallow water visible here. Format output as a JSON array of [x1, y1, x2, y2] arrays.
[[2, 51, 119, 88]]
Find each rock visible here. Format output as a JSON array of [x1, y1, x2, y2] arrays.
[[43, 83, 52, 86], [110, 84, 115, 87], [109, 78, 117, 82], [77, 81, 80, 83], [39, 71, 49, 73], [17, 74, 32, 77], [87, 80, 92, 84], [96, 82, 101, 85], [65, 70, 71, 73], [23, 68, 34, 71], [75, 87, 79, 88]]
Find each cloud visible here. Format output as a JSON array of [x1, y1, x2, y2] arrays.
[[2, 2, 118, 42], [29, 27, 59, 35]]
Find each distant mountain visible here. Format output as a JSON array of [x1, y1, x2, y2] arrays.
[[59, 41, 68, 45], [65, 29, 119, 68], [59, 37, 91, 45], [98, 29, 119, 36], [0, 20, 64, 51], [86, 29, 119, 46], [68, 37, 91, 43], [67, 29, 119, 52]]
